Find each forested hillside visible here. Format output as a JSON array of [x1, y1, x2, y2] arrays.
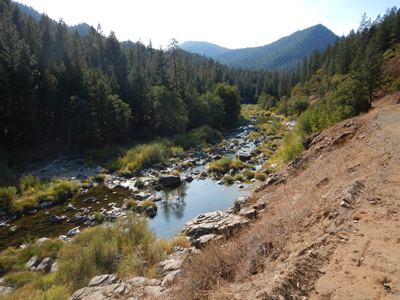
[[180, 41, 232, 57], [215, 24, 337, 71], [257, 9, 400, 137], [1, 0, 266, 158]]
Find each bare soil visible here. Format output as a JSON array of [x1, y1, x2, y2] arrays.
[[176, 107, 400, 300]]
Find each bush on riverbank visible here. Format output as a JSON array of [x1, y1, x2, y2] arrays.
[[0, 179, 79, 214], [210, 158, 245, 174], [0, 215, 168, 299]]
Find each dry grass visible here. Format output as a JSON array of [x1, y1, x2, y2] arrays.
[[175, 115, 378, 299]]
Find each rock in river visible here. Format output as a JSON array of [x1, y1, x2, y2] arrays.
[[84, 197, 97, 203], [158, 175, 181, 188]]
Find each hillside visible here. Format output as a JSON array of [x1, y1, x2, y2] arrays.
[[214, 24, 337, 71], [180, 41, 232, 57], [173, 106, 400, 299]]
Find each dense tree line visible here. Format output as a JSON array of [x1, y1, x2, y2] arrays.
[[262, 7, 400, 135], [0, 0, 249, 155]]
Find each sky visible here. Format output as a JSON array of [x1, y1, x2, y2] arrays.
[[17, 0, 399, 49]]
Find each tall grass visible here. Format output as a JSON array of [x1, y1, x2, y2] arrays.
[[56, 214, 166, 290]]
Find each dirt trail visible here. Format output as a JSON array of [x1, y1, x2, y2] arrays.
[[195, 108, 400, 300]]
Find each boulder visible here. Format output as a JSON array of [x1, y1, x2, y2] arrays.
[[35, 237, 49, 245], [302, 131, 321, 150], [158, 175, 181, 187], [68, 216, 89, 224], [84, 197, 97, 203], [145, 207, 157, 217], [36, 258, 52, 272], [88, 274, 118, 287], [85, 218, 100, 226], [25, 255, 41, 269], [67, 227, 80, 236], [162, 270, 182, 286], [48, 215, 66, 223], [50, 261, 59, 273], [39, 201, 53, 208], [236, 152, 252, 161]]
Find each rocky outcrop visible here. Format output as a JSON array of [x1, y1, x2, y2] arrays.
[[235, 151, 252, 161], [158, 175, 181, 187], [36, 258, 52, 272], [182, 196, 266, 248]]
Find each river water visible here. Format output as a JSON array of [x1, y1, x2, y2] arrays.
[[0, 124, 263, 249]]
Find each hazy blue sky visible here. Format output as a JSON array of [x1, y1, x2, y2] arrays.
[[17, 0, 399, 49]]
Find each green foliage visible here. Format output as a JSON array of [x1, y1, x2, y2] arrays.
[[52, 181, 79, 203], [267, 120, 282, 134], [222, 175, 234, 184], [257, 93, 277, 111], [94, 174, 105, 183], [126, 199, 139, 210], [233, 174, 244, 182], [57, 215, 165, 290], [243, 170, 255, 179], [287, 96, 310, 116], [0, 186, 17, 210], [94, 212, 105, 223], [280, 132, 305, 163], [141, 200, 157, 212], [117, 169, 132, 178], [213, 83, 242, 125], [254, 173, 267, 182]]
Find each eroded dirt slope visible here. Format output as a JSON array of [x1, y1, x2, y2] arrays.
[[201, 108, 400, 300]]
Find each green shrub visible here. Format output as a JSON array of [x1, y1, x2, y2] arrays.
[[254, 173, 267, 182], [94, 212, 105, 223], [280, 132, 305, 164], [141, 201, 157, 211], [180, 162, 194, 168], [223, 175, 234, 184], [243, 170, 255, 179], [171, 170, 180, 176], [0, 186, 17, 210], [106, 159, 123, 173], [94, 174, 105, 183], [268, 120, 282, 134], [170, 146, 184, 157], [52, 181, 78, 203], [233, 174, 244, 182], [117, 169, 132, 178], [19, 175, 40, 194], [200, 171, 207, 177], [126, 199, 139, 210]]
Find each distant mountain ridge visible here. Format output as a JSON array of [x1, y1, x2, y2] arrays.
[[182, 25, 337, 72], [180, 41, 232, 57]]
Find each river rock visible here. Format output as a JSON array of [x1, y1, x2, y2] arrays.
[[68, 216, 89, 224], [84, 197, 97, 203], [158, 175, 181, 187], [39, 201, 53, 208], [162, 270, 182, 286], [85, 218, 100, 226], [50, 261, 59, 273], [25, 255, 41, 269], [145, 207, 157, 217], [67, 226, 80, 236], [35, 237, 49, 245], [48, 215, 67, 223], [236, 151, 252, 161], [36, 258, 52, 272], [88, 274, 118, 287]]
